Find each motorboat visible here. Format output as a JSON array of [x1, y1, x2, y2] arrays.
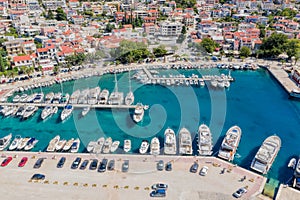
[[99, 89, 109, 104], [55, 139, 66, 151], [22, 106, 38, 120], [52, 106, 58, 114], [60, 104, 73, 121], [123, 139, 131, 153], [81, 106, 90, 117], [33, 93, 44, 103], [4, 106, 17, 117], [41, 106, 54, 120], [19, 94, 28, 102], [0, 133, 12, 151], [45, 92, 54, 103], [26, 93, 37, 103], [63, 138, 74, 151], [198, 124, 213, 156], [250, 135, 281, 174], [294, 158, 300, 177], [87, 141, 97, 153], [288, 158, 297, 169], [24, 138, 38, 151], [77, 89, 89, 104], [17, 137, 31, 150], [15, 106, 26, 117], [218, 125, 242, 161], [139, 140, 149, 154], [108, 73, 124, 105], [47, 135, 60, 152], [93, 137, 105, 154], [178, 128, 193, 155], [110, 141, 120, 153], [150, 137, 160, 155], [70, 138, 80, 153], [133, 103, 144, 123], [87, 87, 101, 105], [12, 95, 20, 103], [102, 137, 112, 154], [125, 71, 134, 105], [52, 92, 62, 104], [9, 135, 22, 150], [164, 128, 177, 155], [60, 93, 70, 104], [69, 90, 80, 104]]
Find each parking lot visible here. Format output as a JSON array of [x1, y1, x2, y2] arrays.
[[0, 152, 266, 199]]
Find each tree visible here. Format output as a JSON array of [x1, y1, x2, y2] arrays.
[[105, 23, 115, 33], [176, 34, 186, 44], [53, 65, 60, 75], [56, 7, 67, 21], [174, 0, 196, 9], [259, 33, 288, 58], [200, 38, 218, 53], [46, 10, 54, 20], [286, 39, 300, 59], [153, 45, 168, 57], [181, 26, 187, 35], [239, 46, 251, 58], [25, 66, 34, 78]]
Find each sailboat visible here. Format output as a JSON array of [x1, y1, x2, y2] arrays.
[[108, 73, 124, 105], [125, 71, 134, 105]]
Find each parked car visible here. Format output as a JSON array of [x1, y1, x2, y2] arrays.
[[190, 162, 199, 173], [31, 173, 45, 180], [150, 189, 166, 197], [151, 183, 168, 190], [157, 160, 164, 171], [1, 156, 12, 167], [122, 160, 129, 172], [199, 166, 209, 176], [165, 162, 172, 171], [71, 157, 81, 169], [89, 159, 98, 170], [57, 157, 66, 168], [18, 157, 28, 167], [33, 158, 44, 169], [107, 160, 115, 171], [233, 187, 248, 198], [80, 159, 89, 170], [98, 158, 108, 173]]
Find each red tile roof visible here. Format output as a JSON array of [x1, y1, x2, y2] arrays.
[[13, 55, 32, 62], [37, 48, 48, 53]]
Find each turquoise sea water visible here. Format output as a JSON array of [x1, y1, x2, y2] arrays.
[[1, 68, 300, 183]]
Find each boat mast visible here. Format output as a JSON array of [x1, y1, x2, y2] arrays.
[[114, 72, 118, 93], [128, 70, 132, 93]]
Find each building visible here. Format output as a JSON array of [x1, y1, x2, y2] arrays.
[[42, 0, 66, 11], [12, 55, 33, 68], [143, 23, 155, 35], [292, 69, 300, 85], [159, 21, 182, 36], [4, 39, 23, 56]]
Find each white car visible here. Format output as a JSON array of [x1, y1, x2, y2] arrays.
[[199, 166, 209, 176], [233, 187, 247, 198], [151, 183, 168, 190]]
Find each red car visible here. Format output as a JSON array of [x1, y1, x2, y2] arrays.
[[18, 157, 28, 167], [1, 157, 12, 167]]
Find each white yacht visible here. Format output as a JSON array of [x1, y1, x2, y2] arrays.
[[60, 104, 73, 121], [164, 128, 177, 155], [123, 139, 131, 153], [55, 139, 66, 151], [60, 93, 70, 104], [251, 135, 281, 174], [69, 90, 80, 104], [93, 137, 105, 154], [17, 137, 31, 150], [108, 73, 124, 105], [81, 106, 90, 117], [150, 137, 160, 155], [33, 93, 44, 103], [110, 141, 120, 153], [211, 79, 218, 88], [4, 106, 17, 117], [41, 106, 53, 120], [47, 135, 60, 152], [70, 138, 80, 153], [178, 128, 193, 155], [125, 71, 134, 105], [77, 89, 89, 104], [22, 106, 38, 120], [19, 94, 28, 103], [26, 93, 37, 103], [15, 106, 26, 117], [218, 125, 242, 161], [87, 141, 97, 153], [133, 103, 144, 123], [63, 138, 74, 151], [139, 140, 149, 154], [45, 92, 54, 103], [0, 133, 12, 151], [9, 135, 22, 150], [24, 138, 38, 151], [88, 87, 101, 105], [102, 137, 112, 154], [52, 92, 62, 104], [99, 89, 109, 104], [12, 95, 20, 103], [198, 124, 213, 156], [52, 106, 58, 114]]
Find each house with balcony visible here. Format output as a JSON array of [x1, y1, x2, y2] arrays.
[[143, 22, 155, 35], [12, 55, 34, 69], [22, 40, 36, 54], [4, 39, 23, 56]]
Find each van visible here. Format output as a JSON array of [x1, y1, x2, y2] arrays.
[[150, 189, 166, 197]]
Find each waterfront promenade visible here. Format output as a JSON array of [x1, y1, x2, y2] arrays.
[[0, 152, 266, 200], [276, 184, 300, 200]]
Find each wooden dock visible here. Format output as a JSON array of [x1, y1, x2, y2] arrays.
[[0, 102, 143, 109]]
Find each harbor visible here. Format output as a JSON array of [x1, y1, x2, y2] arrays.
[[0, 152, 266, 200]]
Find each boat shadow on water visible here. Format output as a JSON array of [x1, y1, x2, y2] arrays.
[[238, 146, 260, 170]]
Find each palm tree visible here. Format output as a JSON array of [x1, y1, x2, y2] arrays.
[[37, 65, 44, 76], [53, 65, 60, 75], [25, 66, 34, 78]]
